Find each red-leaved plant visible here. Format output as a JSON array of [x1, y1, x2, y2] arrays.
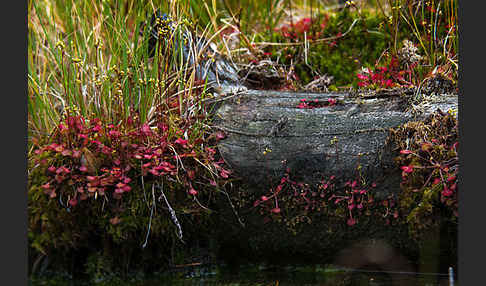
[[275, 15, 330, 41], [357, 56, 418, 88], [32, 111, 231, 211], [252, 167, 399, 229]]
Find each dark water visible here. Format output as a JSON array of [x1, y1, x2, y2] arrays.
[[140, 268, 453, 286], [31, 264, 456, 286]]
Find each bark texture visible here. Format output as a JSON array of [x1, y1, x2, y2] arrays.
[[214, 89, 457, 197]]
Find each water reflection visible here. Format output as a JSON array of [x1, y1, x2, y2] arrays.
[[30, 239, 456, 286], [139, 265, 453, 286], [150, 239, 454, 286]]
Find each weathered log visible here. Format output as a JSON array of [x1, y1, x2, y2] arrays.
[[214, 89, 458, 197], [144, 13, 458, 197], [139, 16, 458, 267]]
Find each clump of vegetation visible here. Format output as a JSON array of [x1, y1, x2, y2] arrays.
[[28, 0, 238, 277], [29, 110, 230, 249], [270, 8, 393, 87], [206, 0, 458, 90], [390, 110, 458, 239]]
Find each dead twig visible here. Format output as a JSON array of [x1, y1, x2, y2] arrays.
[[158, 181, 184, 244], [252, 18, 360, 47]]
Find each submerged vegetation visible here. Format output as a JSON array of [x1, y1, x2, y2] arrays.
[[28, 0, 458, 281]]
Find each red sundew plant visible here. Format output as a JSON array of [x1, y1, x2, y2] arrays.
[[357, 67, 394, 88], [297, 98, 337, 109], [275, 15, 330, 41], [357, 56, 417, 88], [252, 167, 399, 229], [31, 110, 232, 213]]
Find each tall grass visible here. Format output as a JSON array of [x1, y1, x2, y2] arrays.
[[28, 0, 218, 149], [375, 0, 458, 78]]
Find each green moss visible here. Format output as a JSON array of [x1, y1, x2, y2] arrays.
[[266, 9, 429, 88], [268, 10, 387, 87]]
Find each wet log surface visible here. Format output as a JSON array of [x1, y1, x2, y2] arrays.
[[214, 89, 458, 197]]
